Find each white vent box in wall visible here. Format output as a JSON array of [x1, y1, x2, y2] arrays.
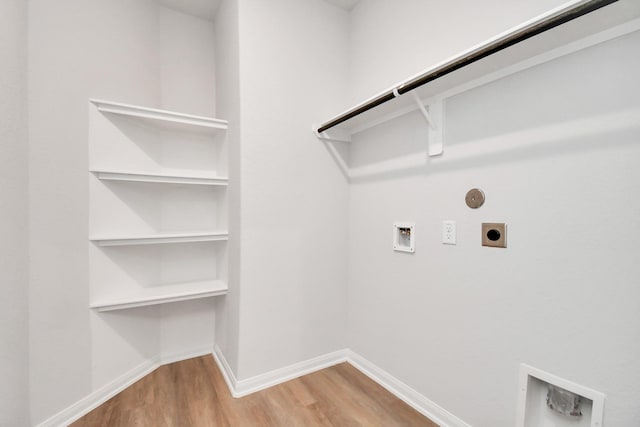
[[393, 223, 415, 253], [517, 364, 605, 427]]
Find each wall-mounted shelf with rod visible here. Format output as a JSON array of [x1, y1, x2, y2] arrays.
[[90, 279, 228, 312], [90, 231, 229, 247], [90, 169, 229, 186], [314, 0, 640, 157], [91, 99, 228, 133]]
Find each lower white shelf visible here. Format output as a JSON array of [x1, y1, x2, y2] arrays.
[[90, 231, 229, 246], [90, 279, 228, 312]]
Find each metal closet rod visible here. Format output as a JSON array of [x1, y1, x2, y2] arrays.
[[316, 0, 617, 134]]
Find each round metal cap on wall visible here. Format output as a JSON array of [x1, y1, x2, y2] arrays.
[[465, 188, 485, 209]]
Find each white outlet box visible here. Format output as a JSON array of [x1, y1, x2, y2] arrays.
[[393, 223, 415, 253], [442, 220, 456, 245], [517, 364, 605, 427]]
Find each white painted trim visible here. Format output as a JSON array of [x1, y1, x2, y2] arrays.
[[212, 347, 471, 426], [36, 347, 215, 427], [346, 351, 472, 427], [212, 344, 240, 397], [36, 359, 158, 427], [213, 345, 349, 397], [42, 347, 470, 426], [234, 349, 349, 397], [158, 344, 215, 366]]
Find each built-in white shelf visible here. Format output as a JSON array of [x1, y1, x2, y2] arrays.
[[90, 231, 229, 247], [90, 279, 228, 312], [89, 98, 230, 313], [91, 99, 228, 133], [90, 169, 229, 186]]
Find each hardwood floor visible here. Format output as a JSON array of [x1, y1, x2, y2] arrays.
[[70, 356, 439, 427]]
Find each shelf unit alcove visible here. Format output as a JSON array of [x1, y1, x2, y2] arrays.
[[314, 0, 640, 162], [88, 99, 230, 312]]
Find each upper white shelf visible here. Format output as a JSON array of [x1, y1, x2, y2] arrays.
[[90, 169, 229, 186], [90, 231, 229, 247], [91, 99, 228, 133], [315, 0, 640, 137], [90, 279, 228, 312]]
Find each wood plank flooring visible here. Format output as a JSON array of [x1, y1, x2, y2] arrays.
[[70, 356, 439, 427]]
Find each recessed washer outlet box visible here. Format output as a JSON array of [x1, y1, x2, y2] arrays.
[[482, 222, 506, 248], [393, 223, 415, 253], [517, 364, 605, 427]]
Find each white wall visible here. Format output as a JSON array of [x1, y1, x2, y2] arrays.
[[160, 299, 215, 362], [0, 0, 29, 425], [23, 1, 640, 425], [346, 1, 640, 426], [159, 6, 217, 117], [28, 1, 220, 423], [28, 0, 161, 422], [230, 0, 351, 379], [348, 0, 568, 103], [214, 0, 242, 375], [157, 4, 219, 367]]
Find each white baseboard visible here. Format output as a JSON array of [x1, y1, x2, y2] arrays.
[[212, 344, 239, 396], [212, 346, 471, 427], [36, 358, 158, 427], [36, 347, 214, 427], [234, 349, 349, 397], [42, 346, 470, 427], [346, 350, 471, 427], [213, 344, 348, 397], [158, 344, 214, 366]]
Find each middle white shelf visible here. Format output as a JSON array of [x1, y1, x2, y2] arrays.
[[90, 279, 229, 312], [90, 169, 229, 186], [90, 231, 229, 247]]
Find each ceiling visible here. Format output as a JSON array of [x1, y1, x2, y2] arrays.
[[323, 0, 360, 11], [158, 0, 221, 21], [157, 0, 359, 21]]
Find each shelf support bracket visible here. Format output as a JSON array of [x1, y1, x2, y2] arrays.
[[410, 92, 444, 156], [313, 125, 352, 144]]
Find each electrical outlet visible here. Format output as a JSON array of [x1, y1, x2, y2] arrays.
[[442, 220, 456, 245]]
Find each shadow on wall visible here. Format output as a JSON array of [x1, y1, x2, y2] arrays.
[[323, 107, 640, 184], [94, 179, 222, 232], [89, 297, 216, 370], [93, 242, 219, 291], [91, 112, 218, 172]]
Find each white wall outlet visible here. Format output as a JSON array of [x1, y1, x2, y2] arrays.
[[442, 220, 456, 245]]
